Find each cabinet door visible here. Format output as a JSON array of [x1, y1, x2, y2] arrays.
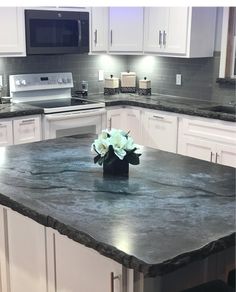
[[142, 110, 178, 153], [179, 136, 215, 162], [0, 206, 8, 292], [0, 7, 26, 56], [6, 209, 47, 292], [109, 7, 143, 52], [107, 108, 124, 130], [51, 231, 122, 292], [144, 7, 169, 53], [91, 7, 108, 52], [0, 120, 13, 146], [165, 7, 188, 54], [13, 116, 41, 144], [124, 108, 141, 145], [216, 144, 236, 168]]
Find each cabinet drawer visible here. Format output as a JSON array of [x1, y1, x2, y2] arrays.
[[13, 116, 41, 145], [142, 111, 178, 152], [182, 118, 236, 144]]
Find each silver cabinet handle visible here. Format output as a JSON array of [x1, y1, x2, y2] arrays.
[[94, 29, 97, 44], [153, 115, 164, 119], [110, 272, 121, 292], [158, 30, 162, 47], [215, 153, 219, 163], [210, 151, 213, 162], [110, 30, 113, 45], [109, 118, 112, 130], [78, 20, 82, 45], [163, 30, 167, 47], [20, 119, 35, 124]]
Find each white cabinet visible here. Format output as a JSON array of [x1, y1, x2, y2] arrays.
[[144, 7, 188, 55], [13, 116, 41, 144], [107, 107, 141, 144], [144, 7, 216, 57], [0, 205, 47, 292], [0, 7, 26, 57], [142, 109, 178, 153], [109, 7, 143, 53], [46, 229, 124, 292], [107, 107, 124, 130], [91, 7, 108, 52], [178, 116, 236, 167], [0, 115, 42, 146], [0, 119, 13, 146]]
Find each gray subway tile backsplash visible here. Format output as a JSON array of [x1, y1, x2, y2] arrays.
[[0, 53, 235, 103]]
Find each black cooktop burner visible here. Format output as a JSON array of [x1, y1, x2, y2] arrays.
[[21, 98, 94, 109]]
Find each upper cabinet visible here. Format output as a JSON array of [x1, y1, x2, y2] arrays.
[[109, 7, 143, 53], [144, 7, 217, 57], [90, 7, 143, 54], [144, 8, 189, 55], [91, 7, 108, 52], [0, 7, 26, 57], [90, 7, 216, 57]]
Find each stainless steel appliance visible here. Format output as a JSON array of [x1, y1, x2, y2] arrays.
[[25, 10, 89, 55], [9, 72, 106, 139]]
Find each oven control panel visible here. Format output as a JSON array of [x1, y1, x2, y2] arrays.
[[9, 72, 73, 93]]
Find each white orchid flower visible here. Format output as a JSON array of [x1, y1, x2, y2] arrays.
[[125, 136, 135, 150], [108, 130, 127, 160], [92, 136, 110, 157], [99, 130, 109, 140]]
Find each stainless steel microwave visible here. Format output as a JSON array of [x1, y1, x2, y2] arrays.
[[25, 10, 89, 55]]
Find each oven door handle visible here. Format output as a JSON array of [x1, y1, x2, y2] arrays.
[[45, 108, 106, 121]]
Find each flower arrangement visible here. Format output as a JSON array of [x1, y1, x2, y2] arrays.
[[91, 129, 141, 167]]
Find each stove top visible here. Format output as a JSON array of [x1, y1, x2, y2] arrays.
[[20, 98, 105, 114]]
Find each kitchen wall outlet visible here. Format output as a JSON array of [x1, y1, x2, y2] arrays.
[[0, 75, 3, 87], [176, 74, 182, 86], [98, 70, 104, 81]]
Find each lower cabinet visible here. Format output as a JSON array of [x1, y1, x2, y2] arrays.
[[0, 120, 13, 146], [107, 107, 142, 144], [106, 107, 178, 153], [46, 228, 127, 292], [0, 205, 47, 292], [142, 109, 178, 153], [0, 115, 42, 146], [0, 205, 134, 292], [178, 117, 236, 167]]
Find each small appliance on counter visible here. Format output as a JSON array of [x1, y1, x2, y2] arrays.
[[104, 75, 119, 95], [74, 80, 88, 98], [0, 96, 12, 104], [120, 72, 136, 93], [138, 77, 151, 96]]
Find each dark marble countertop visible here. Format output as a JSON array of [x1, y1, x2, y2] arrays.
[[0, 103, 44, 118], [1, 93, 235, 122], [0, 135, 235, 277], [86, 93, 236, 122]]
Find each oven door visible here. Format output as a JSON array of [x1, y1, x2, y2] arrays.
[[43, 108, 106, 140]]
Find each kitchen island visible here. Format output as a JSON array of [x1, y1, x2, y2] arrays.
[[0, 134, 235, 292]]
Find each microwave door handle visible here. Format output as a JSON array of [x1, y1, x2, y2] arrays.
[[78, 20, 82, 45]]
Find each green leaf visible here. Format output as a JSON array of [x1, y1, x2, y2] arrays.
[[94, 154, 101, 164], [126, 152, 141, 165]]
